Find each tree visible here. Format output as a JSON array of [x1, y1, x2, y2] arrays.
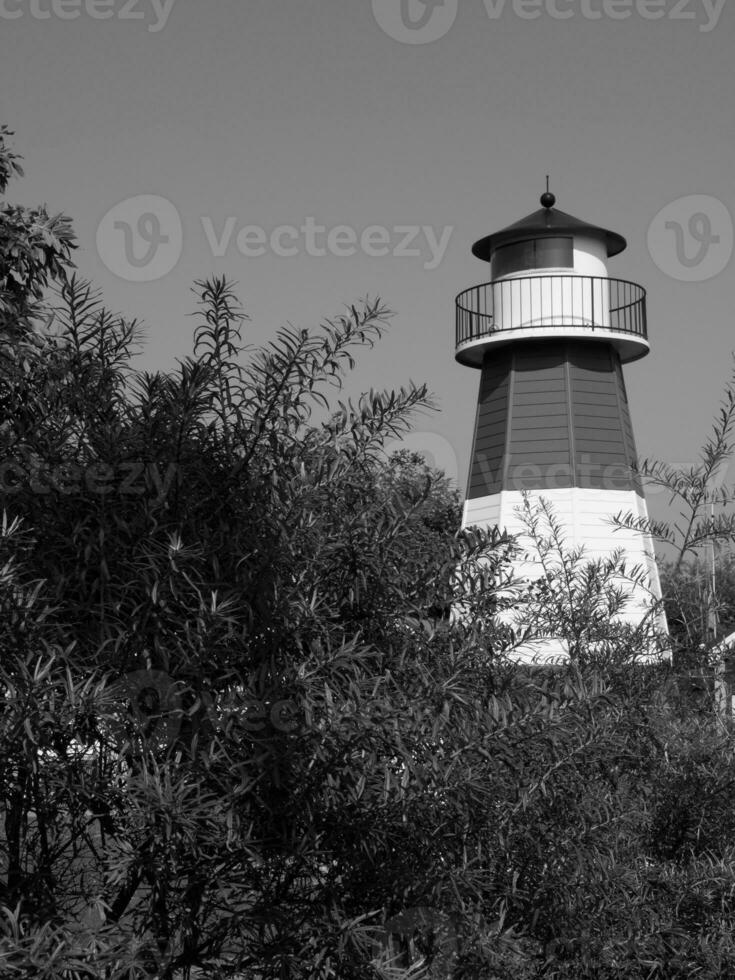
[[659, 552, 735, 659], [0, 126, 75, 338], [612, 356, 735, 572], [0, 256, 517, 975], [611, 356, 735, 668], [499, 493, 667, 667], [3, 129, 735, 980]]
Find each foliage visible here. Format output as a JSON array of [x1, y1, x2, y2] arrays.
[[610, 354, 735, 677], [494, 493, 667, 667], [611, 354, 735, 572], [2, 131, 735, 980], [659, 552, 735, 669], [0, 260, 513, 976], [0, 126, 76, 337]]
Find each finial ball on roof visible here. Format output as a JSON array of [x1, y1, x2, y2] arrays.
[[540, 191, 556, 209]]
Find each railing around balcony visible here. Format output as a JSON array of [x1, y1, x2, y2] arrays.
[[455, 274, 647, 349]]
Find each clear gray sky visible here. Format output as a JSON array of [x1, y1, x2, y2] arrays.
[[1, 0, 734, 513]]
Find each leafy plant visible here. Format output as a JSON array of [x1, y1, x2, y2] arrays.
[[3, 128, 735, 980], [611, 357, 735, 569], [0, 126, 76, 337]]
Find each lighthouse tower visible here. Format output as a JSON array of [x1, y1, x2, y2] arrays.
[[456, 189, 664, 661]]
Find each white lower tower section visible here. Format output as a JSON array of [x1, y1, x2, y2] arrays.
[[464, 489, 667, 664]]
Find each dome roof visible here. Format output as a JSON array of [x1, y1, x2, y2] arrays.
[[471, 201, 627, 262]]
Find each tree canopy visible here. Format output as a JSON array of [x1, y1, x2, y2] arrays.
[[1, 127, 735, 980]]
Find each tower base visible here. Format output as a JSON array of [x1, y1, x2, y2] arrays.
[[464, 487, 668, 664]]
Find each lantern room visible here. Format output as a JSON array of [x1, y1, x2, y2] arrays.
[[455, 190, 649, 367]]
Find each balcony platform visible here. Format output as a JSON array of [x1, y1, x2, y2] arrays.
[[455, 274, 649, 367]]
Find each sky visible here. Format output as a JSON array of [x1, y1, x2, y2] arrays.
[[1, 0, 734, 527]]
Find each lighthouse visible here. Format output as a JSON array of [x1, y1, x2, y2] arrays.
[[456, 188, 664, 662]]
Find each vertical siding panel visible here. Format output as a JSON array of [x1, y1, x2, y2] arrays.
[[467, 348, 512, 498], [506, 342, 572, 490], [568, 342, 635, 491]]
